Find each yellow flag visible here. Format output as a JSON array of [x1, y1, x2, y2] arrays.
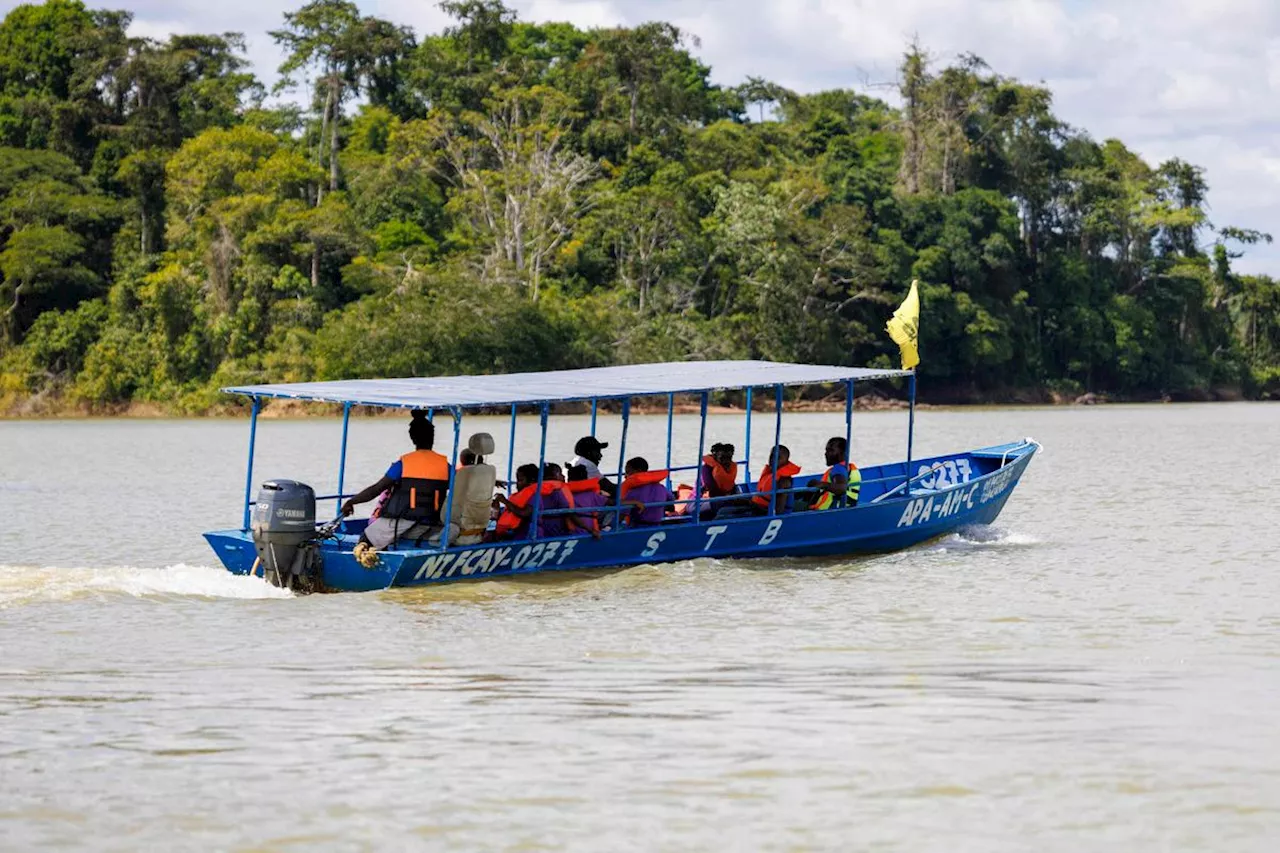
[[886, 280, 920, 370]]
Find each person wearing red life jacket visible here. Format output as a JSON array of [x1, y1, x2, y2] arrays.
[[619, 457, 672, 526], [490, 463, 540, 540], [342, 411, 451, 554], [697, 442, 740, 517], [750, 445, 801, 515], [567, 464, 609, 533]]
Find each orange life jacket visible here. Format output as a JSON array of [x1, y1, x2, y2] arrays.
[[383, 449, 451, 523], [566, 478, 601, 495], [494, 481, 569, 534], [672, 483, 696, 515], [495, 484, 536, 534], [619, 469, 669, 500], [752, 461, 802, 508], [566, 478, 601, 531], [814, 461, 861, 510], [702, 455, 738, 495]]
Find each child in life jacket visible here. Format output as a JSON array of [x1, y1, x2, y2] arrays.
[[620, 457, 672, 526], [566, 464, 609, 533]]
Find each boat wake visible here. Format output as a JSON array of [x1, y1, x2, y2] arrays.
[[921, 526, 1042, 554], [0, 564, 293, 607]]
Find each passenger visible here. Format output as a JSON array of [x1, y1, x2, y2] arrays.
[[567, 464, 608, 533], [750, 445, 801, 515], [537, 463, 573, 538], [449, 433, 499, 545], [490, 463, 540, 540], [805, 436, 861, 511], [570, 436, 618, 498], [698, 442, 739, 517], [489, 463, 597, 540], [343, 410, 450, 558], [620, 457, 672, 526]]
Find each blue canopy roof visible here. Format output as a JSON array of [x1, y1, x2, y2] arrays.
[[223, 360, 911, 410]]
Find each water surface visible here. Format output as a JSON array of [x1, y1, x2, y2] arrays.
[[2, 405, 1278, 850]]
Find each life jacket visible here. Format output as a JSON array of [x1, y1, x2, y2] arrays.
[[566, 478, 602, 532], [619, 469, 669, 500], [566, 477, 601, 496], [381, 449, 451, 524], [701, 455, 738, 495], [672, 483, 696, 515], [751, 461, 802, 509], [813, 462, 862, 510], [495, 482, 571, 536]]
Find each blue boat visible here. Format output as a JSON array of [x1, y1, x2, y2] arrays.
[[204, 361, 1039, 592]]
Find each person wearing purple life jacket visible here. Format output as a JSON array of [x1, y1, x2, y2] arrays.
[[619, 457, 672, 526]]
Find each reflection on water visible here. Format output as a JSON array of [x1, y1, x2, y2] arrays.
[[2, 404, 1279, 850]]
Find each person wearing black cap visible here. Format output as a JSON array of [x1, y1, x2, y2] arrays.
[[570, 436, 617, 497]]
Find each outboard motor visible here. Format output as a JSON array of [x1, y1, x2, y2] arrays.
[[251, 480, 323, 593]]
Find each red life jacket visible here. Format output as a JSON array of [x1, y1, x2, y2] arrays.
[[495, 484, 536, 534], [566, 478, 601, 531], [672, 483, 696, 515], [702, 455, 737, 495], [494, 481, 571, 534], [752, 461, 802, 508], [567, 478, 601, 496], [619, 469, 669, 500]]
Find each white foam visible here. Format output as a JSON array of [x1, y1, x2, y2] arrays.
[[0, 564, 293, 607], [920, 528, 1042, 554]]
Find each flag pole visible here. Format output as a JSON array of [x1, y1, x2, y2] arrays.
[[904, 369, 916, 498]]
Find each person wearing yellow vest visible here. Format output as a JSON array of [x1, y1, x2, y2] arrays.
[[805, 436, 861, 510], [342, 410, 452, 553]]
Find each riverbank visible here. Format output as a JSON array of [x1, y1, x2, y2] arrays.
[[0, 383, 1266, 419]]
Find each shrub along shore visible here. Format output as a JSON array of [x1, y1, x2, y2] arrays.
[[2, 1, 1278, 418]]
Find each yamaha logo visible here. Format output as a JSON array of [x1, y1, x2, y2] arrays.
[[276, 508, 305, 519]]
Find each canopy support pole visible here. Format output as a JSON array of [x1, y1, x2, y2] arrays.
[[336, 402, 351, 518], [904, 370, 917, 498], [614, 398, 631, 524], [693, 391, 708, 521], [440, 408, 461, 550], [590, 398, 598, 437], [531, 402, 549, 539], [664, 393, 674, 491], [507, 403, 517, 490], [844, 379, 854, 461], [241, 397, 260, 531], [744, 387, 753, 486], [770, 384, 783, 516]]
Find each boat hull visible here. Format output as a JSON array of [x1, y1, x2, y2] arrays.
[[205, 440, 1037, 593]]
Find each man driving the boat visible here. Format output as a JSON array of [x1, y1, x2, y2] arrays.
[[342, 410, 451, 555], [801, 436, 861, 510]]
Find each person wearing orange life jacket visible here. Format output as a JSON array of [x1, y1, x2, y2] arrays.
[[490, 464, 598, 540], [696, 442, 740, 517], [750, 445, 801, 515], [342, 410, 452, 552], [567, 464, 609, 533], [805, 436, 862, 511], [620, 457, 672, 526], [489, 464, 540, 541]]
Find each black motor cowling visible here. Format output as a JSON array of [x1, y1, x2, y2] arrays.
[[251, 480, 323, 592]]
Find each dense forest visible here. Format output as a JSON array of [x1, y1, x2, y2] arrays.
[[1, 0, 1278, 414]]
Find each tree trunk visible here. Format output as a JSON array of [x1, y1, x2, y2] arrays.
[[311, 243, 320, 290], [329, 80, 341, 193]]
